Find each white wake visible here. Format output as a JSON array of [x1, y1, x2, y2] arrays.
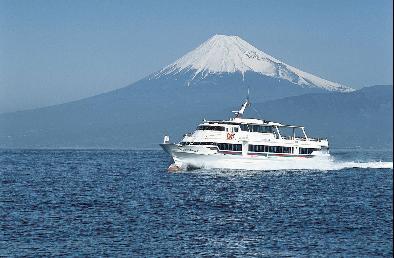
[[328, 160, 393, 170], [269, 156, 393, 171]]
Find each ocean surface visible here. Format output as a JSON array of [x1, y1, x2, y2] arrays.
[[1, 149, 392, 257]]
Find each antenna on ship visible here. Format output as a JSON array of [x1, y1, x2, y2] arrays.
[[248, 86, 264, 120], [232, 85, 251, 118]]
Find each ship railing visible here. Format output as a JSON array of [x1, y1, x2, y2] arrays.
[[285, 136, 327, 142]]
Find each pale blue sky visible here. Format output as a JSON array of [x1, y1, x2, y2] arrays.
[[0, 0, 392, 112]]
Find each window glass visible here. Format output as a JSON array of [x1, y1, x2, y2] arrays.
[[238, 125, 273, 133], [299, 148, 316, 154], [197, 126, 225, 131], [262, 126, 272, 133], [240, 124, 248, 131]]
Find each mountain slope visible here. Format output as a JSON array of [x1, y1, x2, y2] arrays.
[[250, 85, 393, 148], [0, 85, 390, 149], [155, 35, 353, 92]]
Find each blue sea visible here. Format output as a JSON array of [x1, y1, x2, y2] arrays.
[[1, 149, 392, 257]]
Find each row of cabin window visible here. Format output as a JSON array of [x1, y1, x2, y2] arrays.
[[248, 145, 292, 153], [217, 143, 242, 152], [197, 125, 240, 132], [299, 148, 316, 154], [180, 142, 241, 152], [249, 145, 317, 154], [197, 125, 273, 133], [197, 125, 225, 131], [181, 142, 316, 155], [240, 124, 273, 133]]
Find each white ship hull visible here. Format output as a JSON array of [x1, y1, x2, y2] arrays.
[[161, 143, 330, 171]]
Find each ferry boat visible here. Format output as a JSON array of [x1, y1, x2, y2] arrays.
[[160, 98, 329, 171]]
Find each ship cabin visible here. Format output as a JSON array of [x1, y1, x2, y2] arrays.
[[180, 118, 328, 156]]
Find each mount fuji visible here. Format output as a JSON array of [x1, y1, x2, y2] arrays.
[[2, 35, 390, 149], [154, 35, 352, 92]]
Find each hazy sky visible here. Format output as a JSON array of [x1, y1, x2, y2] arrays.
[[0, 0, 392, 113]]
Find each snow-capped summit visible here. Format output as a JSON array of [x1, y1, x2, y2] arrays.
[[156, 34, 353, 92]]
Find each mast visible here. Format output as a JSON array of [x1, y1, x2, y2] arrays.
[[233, 87, 250, 118]]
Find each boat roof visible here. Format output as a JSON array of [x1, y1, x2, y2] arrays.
[[201, 117, 304, 128]]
